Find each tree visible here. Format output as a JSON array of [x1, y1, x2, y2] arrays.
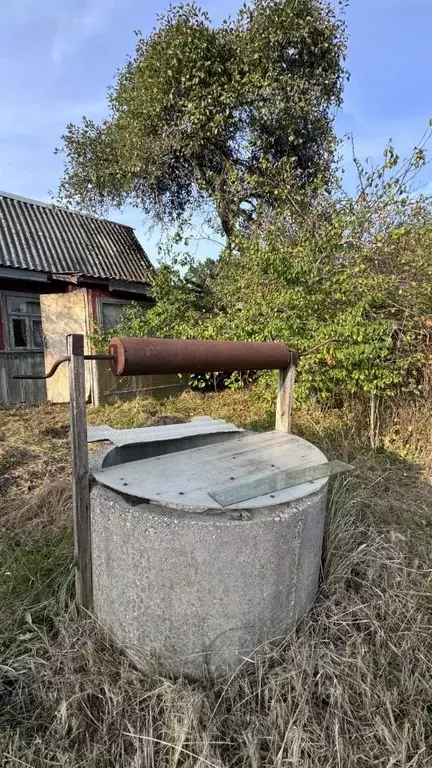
[[57, 0, 347, 243]]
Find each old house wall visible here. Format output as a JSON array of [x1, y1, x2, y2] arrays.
[[40, 289, 92, 403], [0, 280, 54, 405], [2, 283, 185, 405]]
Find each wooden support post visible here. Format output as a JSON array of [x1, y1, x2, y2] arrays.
[[67, 334, 92, 611], [275, 362, 296, 433]]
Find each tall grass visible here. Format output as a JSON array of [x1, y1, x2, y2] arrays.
[[0, 394, 431, 767]]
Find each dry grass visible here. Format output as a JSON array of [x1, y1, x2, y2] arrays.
[[0, 393, 431, 767], [0, 404, 71, 530]]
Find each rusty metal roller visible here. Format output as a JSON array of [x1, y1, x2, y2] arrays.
[[109, 337, 293, 376]]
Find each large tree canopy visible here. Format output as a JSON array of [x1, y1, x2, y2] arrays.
[[58, 0, 347, 241]]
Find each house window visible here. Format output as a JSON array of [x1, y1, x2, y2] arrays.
[[98, 298, 151, 333], [99, 299, 129, 331], [4, 294, 43, 350]]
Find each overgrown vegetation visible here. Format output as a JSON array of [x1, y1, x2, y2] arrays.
[[103, 135, 432, 446], [57, 1, 432, 430], [1, 395, 431, 766]]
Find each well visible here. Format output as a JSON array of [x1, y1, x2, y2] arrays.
[[89, 419, 328, 679], [15, 334, 346, 679]]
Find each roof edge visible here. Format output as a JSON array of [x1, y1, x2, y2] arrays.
[[0, 263, 153, 286], [0, 189, 138, 232]]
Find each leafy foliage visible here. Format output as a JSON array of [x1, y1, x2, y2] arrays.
[[108, 135, 432, 406], [57, 0, 347, 241]]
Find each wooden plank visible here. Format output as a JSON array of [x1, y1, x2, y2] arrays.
[[25, 353, 46, 403], [0, 266, 49, 281], [109, 279, 152, 296], [41, 290, 91, 403], [68, 334, 92, 611], [0, 351, 46, 405], [275, 364, 296, 433], [22, 355, 36, 404], [35, 374, 47, 403], [10, 355, 23, 403], [0, 357, 8, 404]]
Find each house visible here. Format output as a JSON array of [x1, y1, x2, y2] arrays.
[[0, 191, 181, 405]]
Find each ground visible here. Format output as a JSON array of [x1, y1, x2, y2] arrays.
[[0, 391, 431, 767]]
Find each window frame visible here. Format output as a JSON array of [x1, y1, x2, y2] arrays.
[[97, 297, 130, 332], [1, 291, 44, 352]]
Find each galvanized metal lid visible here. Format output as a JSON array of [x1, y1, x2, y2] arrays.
[[92, 420, 330, 510], [87, 416, 242, 445]]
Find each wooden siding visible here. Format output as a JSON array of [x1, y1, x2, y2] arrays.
[[0, 351, 46, 405]]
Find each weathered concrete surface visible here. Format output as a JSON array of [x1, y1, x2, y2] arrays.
[[90, 469, 327, 679]]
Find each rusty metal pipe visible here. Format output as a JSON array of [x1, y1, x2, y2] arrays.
[[85, 354, 115, 362], [109, 337, 294, 376]]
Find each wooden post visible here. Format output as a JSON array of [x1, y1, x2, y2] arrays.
[[275, 363, 296, 433], [67, 334, 92, 610]]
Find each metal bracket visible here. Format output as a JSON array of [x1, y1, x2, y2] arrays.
[[13, 354, 114, 379]]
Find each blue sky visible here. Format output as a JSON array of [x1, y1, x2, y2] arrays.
[[1, 0, 431, 264]]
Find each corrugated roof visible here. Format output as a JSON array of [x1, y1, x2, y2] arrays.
[[0, 191, 153, 284]]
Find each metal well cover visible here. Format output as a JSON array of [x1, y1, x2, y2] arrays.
[[87, 417, 243, 445], [93, 423, 329, 510]]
